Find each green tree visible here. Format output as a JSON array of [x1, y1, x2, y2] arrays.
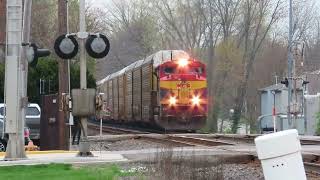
[[27, 57, 96, 105]]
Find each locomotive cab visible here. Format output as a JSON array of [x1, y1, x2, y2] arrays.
[[158, 56, 207, 130]]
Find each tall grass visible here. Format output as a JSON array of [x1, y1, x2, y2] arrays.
[[144, 146, 224, 180]]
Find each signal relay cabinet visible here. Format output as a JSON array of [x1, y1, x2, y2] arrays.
[[40, 94, 67, 150], [255, 129, 306, 180], [71, 89, 96, 117]]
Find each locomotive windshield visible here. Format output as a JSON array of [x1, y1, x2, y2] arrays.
[[163, 65, 205, 75], [189, 67, 204, 74], [164, 66, 175, 74]]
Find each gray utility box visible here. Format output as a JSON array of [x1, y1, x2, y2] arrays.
[[72, 89, 96, 117], [304, 93, 320, 135]]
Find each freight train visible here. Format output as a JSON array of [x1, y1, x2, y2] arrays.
[[96, 50, 207, 131]]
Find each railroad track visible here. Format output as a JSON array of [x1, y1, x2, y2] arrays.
[[88, 122, 234, 147], [134, 134, 235, 147], [208, 134, 320, 145], [166, 135, 234, 147], [88, 122, 319, 152], [88, 122, 149, 134], [304, 162, 320, 174], [303, 154, 320, 174]]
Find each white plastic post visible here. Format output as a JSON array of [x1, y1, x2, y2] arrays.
[[255, 129, 306, 180], [100, 117, 102, 154], [273, 115, 276, 133]]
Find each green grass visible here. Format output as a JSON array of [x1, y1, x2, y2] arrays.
[[0, 163, 136, 180]]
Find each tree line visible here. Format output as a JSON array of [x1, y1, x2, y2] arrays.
[[95, 0, 320, 133]]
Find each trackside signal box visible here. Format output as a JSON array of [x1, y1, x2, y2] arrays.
[[40, 94, 61, 150], [71, 89, 96, 116], [255, 129, 306, 180]]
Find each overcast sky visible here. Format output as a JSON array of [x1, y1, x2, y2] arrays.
[[89, 0, 110, 8]]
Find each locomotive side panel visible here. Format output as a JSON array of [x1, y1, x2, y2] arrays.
[[132, 68, 142, 121], [125, 71, 133, 122], [113, 78, 119, 120], [141, 63, 153, 122]]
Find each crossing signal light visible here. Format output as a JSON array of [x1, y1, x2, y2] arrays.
[[26, 43, 51, 67], [280, 78, 289, 87], [85, 34, 110, 59], [54, 34, 79, 59], [302, 80, 309, 85]]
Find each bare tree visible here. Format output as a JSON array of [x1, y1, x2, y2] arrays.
[[231, 0, 282, 133], [95, 0, 163, 79], [205, 0, 241, 132]]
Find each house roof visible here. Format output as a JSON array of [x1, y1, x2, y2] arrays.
[[259, 83, 286, 92]]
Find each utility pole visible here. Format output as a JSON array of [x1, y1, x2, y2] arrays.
[[66, 0, 74, 149], [287, 0, 293, 127], [0, 0, 5, 62], [57, 0, 69, 150], [21, 0, 32, 152], [4, 0, 26, 160]]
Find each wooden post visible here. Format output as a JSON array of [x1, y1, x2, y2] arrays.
[[57, 0, 69, 150]]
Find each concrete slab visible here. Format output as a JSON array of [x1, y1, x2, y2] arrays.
[[0, 151, 127, 166]]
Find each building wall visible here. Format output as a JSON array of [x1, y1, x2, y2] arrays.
[[260, 88, 305, 133], [260, 91, 273, 128], [306, 73, 320, 95], [305, 94, 320, 135]]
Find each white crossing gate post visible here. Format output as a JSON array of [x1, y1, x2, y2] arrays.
[[255, 129, 306, 180]]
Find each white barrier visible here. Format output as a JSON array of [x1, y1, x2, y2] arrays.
[[255, 129, 306, 180]]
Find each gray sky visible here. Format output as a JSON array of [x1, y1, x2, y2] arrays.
[[89, 0, 110, 8]]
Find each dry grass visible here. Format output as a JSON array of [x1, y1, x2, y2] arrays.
[[144, 145, 224, 180]]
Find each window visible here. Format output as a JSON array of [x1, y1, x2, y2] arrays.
[[164, 67, 175, 74], [26, 107, 40, 116], [189, 67, 203, 74], [0, 106, 40, 116]]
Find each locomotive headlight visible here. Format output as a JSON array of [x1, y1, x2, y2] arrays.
[[178, 58, 189, 67], [169, 96, 177, 106], [191, 95, 201, 106]]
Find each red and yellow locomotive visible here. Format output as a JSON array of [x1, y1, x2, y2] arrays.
[[97, 50, 207, 131]]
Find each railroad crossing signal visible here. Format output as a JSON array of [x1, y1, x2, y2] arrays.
[[280, 78, 289, 87], [85, 34, 110, 59], [54, 33, 110, 59], [54, 35, 79, 59], [25, 43, 51, 67]]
